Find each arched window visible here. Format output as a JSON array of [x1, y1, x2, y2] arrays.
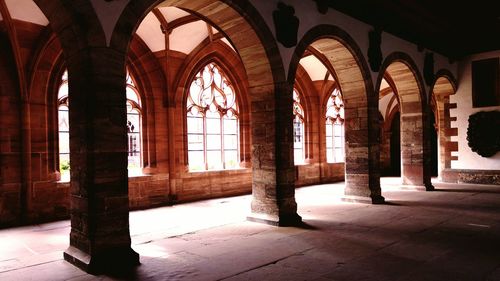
[[57, 70, 70, 181], [186, 62, 239, 171], [293, 89, 305, 164], [57, 69, 143, 180], [126, 72, 142, 172], [325, 87, 345, 163]]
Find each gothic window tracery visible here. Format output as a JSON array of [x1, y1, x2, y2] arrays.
[[57, 71, 69, 180], [126, 72, 142, 170], [325, 87, 345, 163], [186, 62, 239, 171], [293, 89, 305, 164]]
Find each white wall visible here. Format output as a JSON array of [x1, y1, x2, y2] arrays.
[[451, 51, 500, 170]]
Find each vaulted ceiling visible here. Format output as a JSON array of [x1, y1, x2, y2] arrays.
[[136, 7, 235, 55], [0, 0, 399, 115], [3, 0, 498, 88], [3, 0, 500, 60], [324, 0, 500, 59], [0, 0, 48, 26]]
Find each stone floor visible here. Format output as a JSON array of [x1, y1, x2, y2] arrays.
[[1, 178, 500, 281]]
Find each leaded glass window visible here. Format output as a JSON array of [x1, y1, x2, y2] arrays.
[[186, 62, 239, 171], [126, 72, 142, 171], [293, 89, 305, 164], [57, 70, 70, 181], [325, 88, 345, 163]]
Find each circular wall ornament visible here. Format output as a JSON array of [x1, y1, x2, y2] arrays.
[[467, 111, 500, 157]]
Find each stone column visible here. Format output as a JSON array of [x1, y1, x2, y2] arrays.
[[63, 48, 139, 273], [247, 82, 302, 226], [380, 130, 392, 175], [422, 105, 435, 190], [0, 42, 22, 225], [343, 92, 384, 204], [399, 98, 433, 190], [400, 111, 426, 189]]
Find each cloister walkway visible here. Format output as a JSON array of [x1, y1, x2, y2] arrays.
[[1, 179, 499, 280]]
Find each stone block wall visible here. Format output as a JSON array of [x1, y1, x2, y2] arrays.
[[128, 175, 170, 210], [442, 169, 500, 185], [174, 169, 252, 202], [296, 163, 344, 186], [30, 181, 70, 223]]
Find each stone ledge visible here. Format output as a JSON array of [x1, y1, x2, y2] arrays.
[[341, 194, 385, 204], [441, 169, 500, 185], [247, 212, 302, 227], [400, 184, 434, 191]]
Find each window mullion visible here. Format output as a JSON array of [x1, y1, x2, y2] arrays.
[[236, 119, 240, 164], [204, 114, 208, 170], [187, 63, 239, 171], [221, 116, 225, 169]]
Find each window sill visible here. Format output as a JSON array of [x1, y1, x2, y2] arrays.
[[56, 169, 152, 183], [128, 168, 149, 178], [187, 167, 250, 174], [57, 173, 70, 183]]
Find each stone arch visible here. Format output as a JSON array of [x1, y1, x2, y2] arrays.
[[294, 65, 315, 123], [434, 69, 457, 89], [114, 0, 300, 229], [175, 42, 250, 110], [32, 0, 295, 272], [112, 1, 283, 86], [34, 0, 107, 55], [28, 33, 64, 179], [431, 70, 457, 178], [127, 35, 166, 172], [377, 52, 432, 189], [290, 25, 383, 203]]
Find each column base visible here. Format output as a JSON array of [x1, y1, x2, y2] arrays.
[[64, 246, 140, 274], [341, 194, 385, 204], [247, 212, 302, 226], [400, 184, 430, 191]]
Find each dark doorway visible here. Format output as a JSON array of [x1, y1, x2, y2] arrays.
[[389, 112, 401, 176], [430, 111, 438, 177]]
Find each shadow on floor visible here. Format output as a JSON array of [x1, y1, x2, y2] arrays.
[[380, 201, 402, 206], [295, 221, 320, 230], [433, 188, 500, 194]]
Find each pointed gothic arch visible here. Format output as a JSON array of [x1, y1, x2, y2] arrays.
[[376, 52, 433, 190], [290, 24, 383, 204]]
